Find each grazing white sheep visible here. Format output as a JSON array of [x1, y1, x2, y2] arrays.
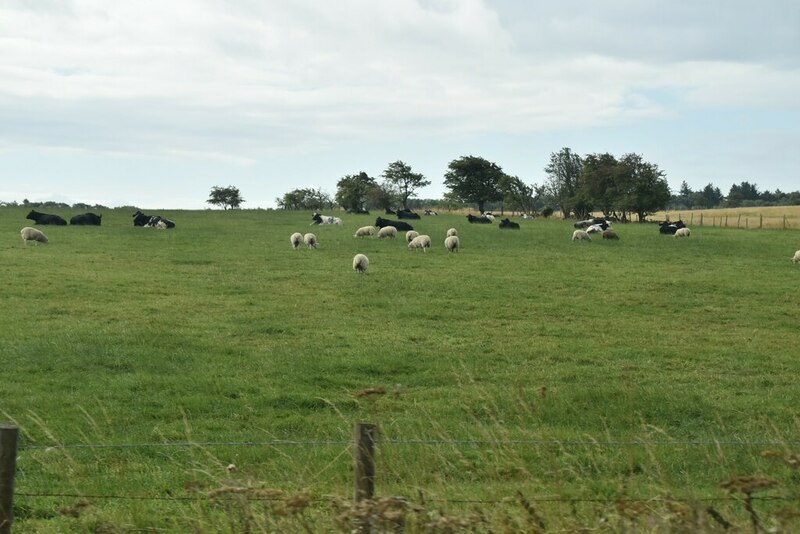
[[673, 227, 691, 238], [444, 235, 460, 252], [792, 250, 800, 263], [446, 228, 458, 237], [405, 230, 420, 243], [408, 234, 432, 252], [572, 230, 591, 241], [354, 226, 376, 238], [378, 226, 397, 239], [352, 253, 369, 274], [290, 232, 303, 250], [303, 233, 319, 249], [20, 227, 48, 246]]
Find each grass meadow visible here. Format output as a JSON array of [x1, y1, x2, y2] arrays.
[[2, 207, 800, 532]]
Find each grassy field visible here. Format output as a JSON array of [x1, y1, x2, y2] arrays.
[[2, 207, 800, 532]]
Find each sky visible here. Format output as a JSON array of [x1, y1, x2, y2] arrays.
[[1, 0, 799, 209]]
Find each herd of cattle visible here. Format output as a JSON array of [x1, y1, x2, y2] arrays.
[[18, 209, 176, 245]]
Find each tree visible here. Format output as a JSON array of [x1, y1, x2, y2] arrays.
[[499, 175, 536, 214], [207, 185, 244, 209], [544, 147, 583, 218], [276, 188, 333, 210], [581, 153, 620, 217], [443, 155, 506, 213], [335, 172, 376, 212], [381, 161, 430, 210], [616, 153, 670, 222]]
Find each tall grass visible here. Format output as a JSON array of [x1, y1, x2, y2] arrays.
[[2, 207, 799, 531]]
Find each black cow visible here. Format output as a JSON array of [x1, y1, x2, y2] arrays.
[[385, 208, 396, 215], [396, 209, 421, 220], [133, 210, 175, 228], [499, 218, 520, 229], [26, 210, 67, 225], [659, 220, 686, 235], [70, 213, 102, 225], [375, 217, 414, 231], [466, 214, 492, 224]]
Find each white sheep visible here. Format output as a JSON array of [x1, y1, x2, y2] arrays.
[[673, 227, 691, 238], [444, 235, 460, 252], [572, 230, 591, 241], [405, 230, 420, 243], [377, 226, 397, 239], [352, 253, 369, 274], [21, 227, 49, 246], [446, 228, 458, 237], [290, 232, 303, 250], [354, 226, 375, 238], [408, 234, 432, 252], [792, 250, 800, 263], [303, 233, 319, 249]]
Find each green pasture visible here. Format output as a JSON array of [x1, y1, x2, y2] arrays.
[[2, 207, 799, 531]]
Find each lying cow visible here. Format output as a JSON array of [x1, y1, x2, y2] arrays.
[[498, 218, 520, 229], [26, 210, 67, 226], [375, 217, 414, 231], [396, 209, 421, 220], [133, 210, 175, 228], [311, 212, 343, 225], [659, 220, 686, 235], [466, 214, 492, 224], [70, 213, 102, 225], [574, 217, 610, 230]]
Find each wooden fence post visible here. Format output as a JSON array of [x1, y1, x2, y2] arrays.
[[784, 215, 788, 230], [738, 214, 741, 228], [0, 425, 18, 534], [699, 213, 703, 226], [354, 423, 378, 502], [760, 214, 763, 229]]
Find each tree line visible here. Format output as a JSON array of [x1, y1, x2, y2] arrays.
[[278, 149, 800, 220]]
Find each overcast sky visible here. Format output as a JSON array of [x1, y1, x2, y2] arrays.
[[1, 0, 799, 209]]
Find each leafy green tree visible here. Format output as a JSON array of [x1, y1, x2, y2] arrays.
[[616, 153, 670, 222], [335, 172, 377, 212], [499, 175, 536, 214], [366, 183, 395, 211], [581, 153, 620, 216], [276, 188, 333, 210], [443, 155, 506, 213], [207, 185, 244, 209], [544, 147, 583, 218], [381, 161, 430, 210]]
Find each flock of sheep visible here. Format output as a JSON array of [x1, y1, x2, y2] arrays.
[[288, 215, 463, 274]]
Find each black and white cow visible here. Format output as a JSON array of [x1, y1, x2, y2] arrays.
[[133, 210, 175, 228], [311, 213, 343, 225], [70, 213, 102, 225], [424, 209, 438, 216], [498, 218, 520, 229], [659, 220, 686, 235], [375, 217, 414, 232], [574, 217, 610, 230], [26, 210, 67, 226], [466, 214, 492, 224]]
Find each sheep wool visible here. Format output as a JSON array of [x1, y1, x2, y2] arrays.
[[446, 228, 458, 237], [408, 234, 432, 252], [354, 226, 375, 237], [444, 235, 460, 252], [793, 250, 800, 263], [378, 226, 397, 239], [290, 232, 303, 249], [352, 253, 369, 274], [303, 233, 319, 249], [405, 230, 420, 243], [602, 229, 619, 240], [673, 227, 691, 238], [572, 230, 591, 241], [20, 227, 48, 245]]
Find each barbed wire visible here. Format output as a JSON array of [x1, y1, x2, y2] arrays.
[[14, 491, 797, 505], [18, 437, 800, 451]]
